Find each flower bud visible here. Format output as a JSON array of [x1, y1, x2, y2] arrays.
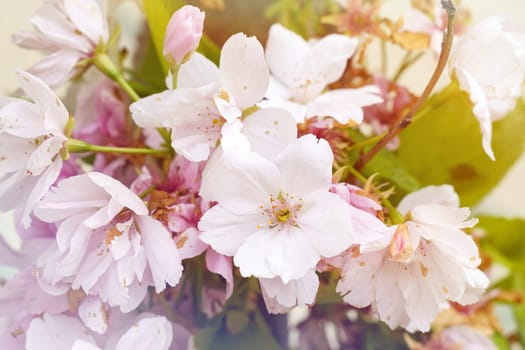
[[163, 5, 205, 66]]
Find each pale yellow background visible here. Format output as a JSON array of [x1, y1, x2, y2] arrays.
[[1, 0, 525, 248]]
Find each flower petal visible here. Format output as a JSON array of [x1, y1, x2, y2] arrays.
[[178, 52, 219, 88], [220, 33, 269, 109]]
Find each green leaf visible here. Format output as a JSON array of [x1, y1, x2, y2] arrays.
[[347, 130, 421, 201], [477, 216, 525, 262], [397, 83, 525, 206], [363, 147, 422, 201], [477, 216, 525, 346]]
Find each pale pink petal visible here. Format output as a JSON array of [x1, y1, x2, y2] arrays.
[[64, 0, 108, 45], [21, 158, 62, 227], [30, 2, 92, 52], [72, 340, 102, 350], [298, 191, 355, 257], [78, 296, 109, 334], [310, 34, 358, 84], [275, 135, 332, 196], [198, 205, 265, 256], [12, 30, 57, 50], [87, 172, 147, 216], [115, 316, 173, 350], [26, 314, 97, 350], [178, 53, 219, 88], [375, 260, 408, 330], [200, 149, 281, 214], [206, 249, 234, 298], [220, 118, 250, 154], [260, 268, 319, 313], [337, 250, 384, 308], [242, 107, 297, 160], [306, 86, 382, 124], [397, 185, 459, 214], [265, 24, 311, 88], [27, 49, 81, 87], [176, 227, 207, 260], [138, 215, 183, 292], [454, 66, 494, 160], [411, 205, 477, 229], [234, 227, 320, 282], [16, 70, 69, 131], [220, 33, 269, 109], [258, 98, 307, 124]]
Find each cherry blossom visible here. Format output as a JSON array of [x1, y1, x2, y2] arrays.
[[262, 23, 382, 124], [13, 0, 109, 86], [198, 135, 356, 283], [0, 70, 69, 227], [131, 32, 273, 161], [33, 172, 182, 311], [337, 185, 489, 332], [450, 16, 525, 160]]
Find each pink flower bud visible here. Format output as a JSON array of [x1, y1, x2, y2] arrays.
[[163, 5, 205, 65]]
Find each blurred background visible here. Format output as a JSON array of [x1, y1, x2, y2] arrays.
[[1, 0, 525, 247]]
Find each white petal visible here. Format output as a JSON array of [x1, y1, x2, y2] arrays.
[[178, 52, 220, 88], [205, 249, 234, 298], [138, 215, 182, 292], [64, 0, 107, 45], [375, 260, 408, 330], [310, 34, 358, 84], [260, 268, 319, 312], [16, 70, 69, 131], [258, 98, 307, 124], [31, 2, 92, 52], [454, 66, 495, 160], [220, 33, 269, 109], [410, 205, 477, 229], [87, 172, 147, 215], [337, 250, 384, 308], [306, 86, 382, 124], [397, 185, 459, 215], [298, 191, 355, 257], [78, 296, 109, 334], [115, 316, 173, 350], [265, 24, 311, 88], [21, 158, 62, 228], [200, 149, 281, 214], [234, 227, 320, 282], [198, 205, 264, 256], [275, 135, 333, 196], [26, 314, 96, 350], [27, 49, 81, 87], [242, 107, 297, 160]]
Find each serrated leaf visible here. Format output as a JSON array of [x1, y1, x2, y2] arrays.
[[397, 83, 525, 206]]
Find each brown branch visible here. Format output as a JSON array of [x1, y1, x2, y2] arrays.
[[354, 0, 456, 171]]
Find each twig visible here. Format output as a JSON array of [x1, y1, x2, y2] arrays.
[[354, 0, 456, 170]]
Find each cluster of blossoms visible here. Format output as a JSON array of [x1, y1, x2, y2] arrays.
[[1, 0, 524, 349]]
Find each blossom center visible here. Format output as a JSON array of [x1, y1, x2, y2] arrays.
[[262, 191, 303, 230]]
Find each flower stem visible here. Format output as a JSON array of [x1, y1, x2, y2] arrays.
[[354, 0, 456, 170], [346, 166, 404, 224], [67, 139, 169, 157], [93, 53, 140, 102]]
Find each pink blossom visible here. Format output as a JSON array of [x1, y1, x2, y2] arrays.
[[163, 5, 205, 65], [337, 185, 489, 332], [199, 135, 356, 283], [33, 172, 182, 311], [0, 71, 69, 227], [12, 0, 109, 86]]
